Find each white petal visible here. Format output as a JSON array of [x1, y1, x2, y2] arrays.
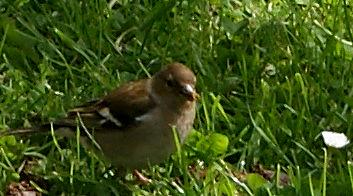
[[240, 160, 246, 167], [322, 131, 350, 148]]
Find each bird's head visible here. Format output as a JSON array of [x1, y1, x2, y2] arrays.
[[151, 63, 198, 106]]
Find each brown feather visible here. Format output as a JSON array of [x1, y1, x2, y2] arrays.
[[102, 79, 156, 126]]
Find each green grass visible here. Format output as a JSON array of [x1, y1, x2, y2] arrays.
[[1, 0, 353, 195]]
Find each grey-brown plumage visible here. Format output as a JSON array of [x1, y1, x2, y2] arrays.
[[1, 63, 198, 170]]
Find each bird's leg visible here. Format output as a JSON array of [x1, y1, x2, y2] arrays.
[[133, 169, 152, 185]]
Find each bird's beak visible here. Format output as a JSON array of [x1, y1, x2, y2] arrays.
[[181, 84, 199, 101]]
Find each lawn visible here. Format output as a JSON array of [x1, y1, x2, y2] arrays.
[[1, 0, 353, 195]]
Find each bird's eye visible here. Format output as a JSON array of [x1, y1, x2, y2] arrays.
[[166, 79, 174, 87]]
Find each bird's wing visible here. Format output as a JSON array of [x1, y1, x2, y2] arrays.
[[0, 79, 156, 137], [57, 79, 156, 130]]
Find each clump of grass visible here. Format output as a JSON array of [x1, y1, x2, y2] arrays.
[[1, 0, 353, 194]]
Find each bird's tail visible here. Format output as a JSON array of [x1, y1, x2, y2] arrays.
[[0, 124, 103, 152], [0, 126, 52, 137]]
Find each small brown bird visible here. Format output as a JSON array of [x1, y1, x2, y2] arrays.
[[1, 63, 198, 170]]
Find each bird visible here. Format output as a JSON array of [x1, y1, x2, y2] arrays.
[[0, 62, 199, 171]]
